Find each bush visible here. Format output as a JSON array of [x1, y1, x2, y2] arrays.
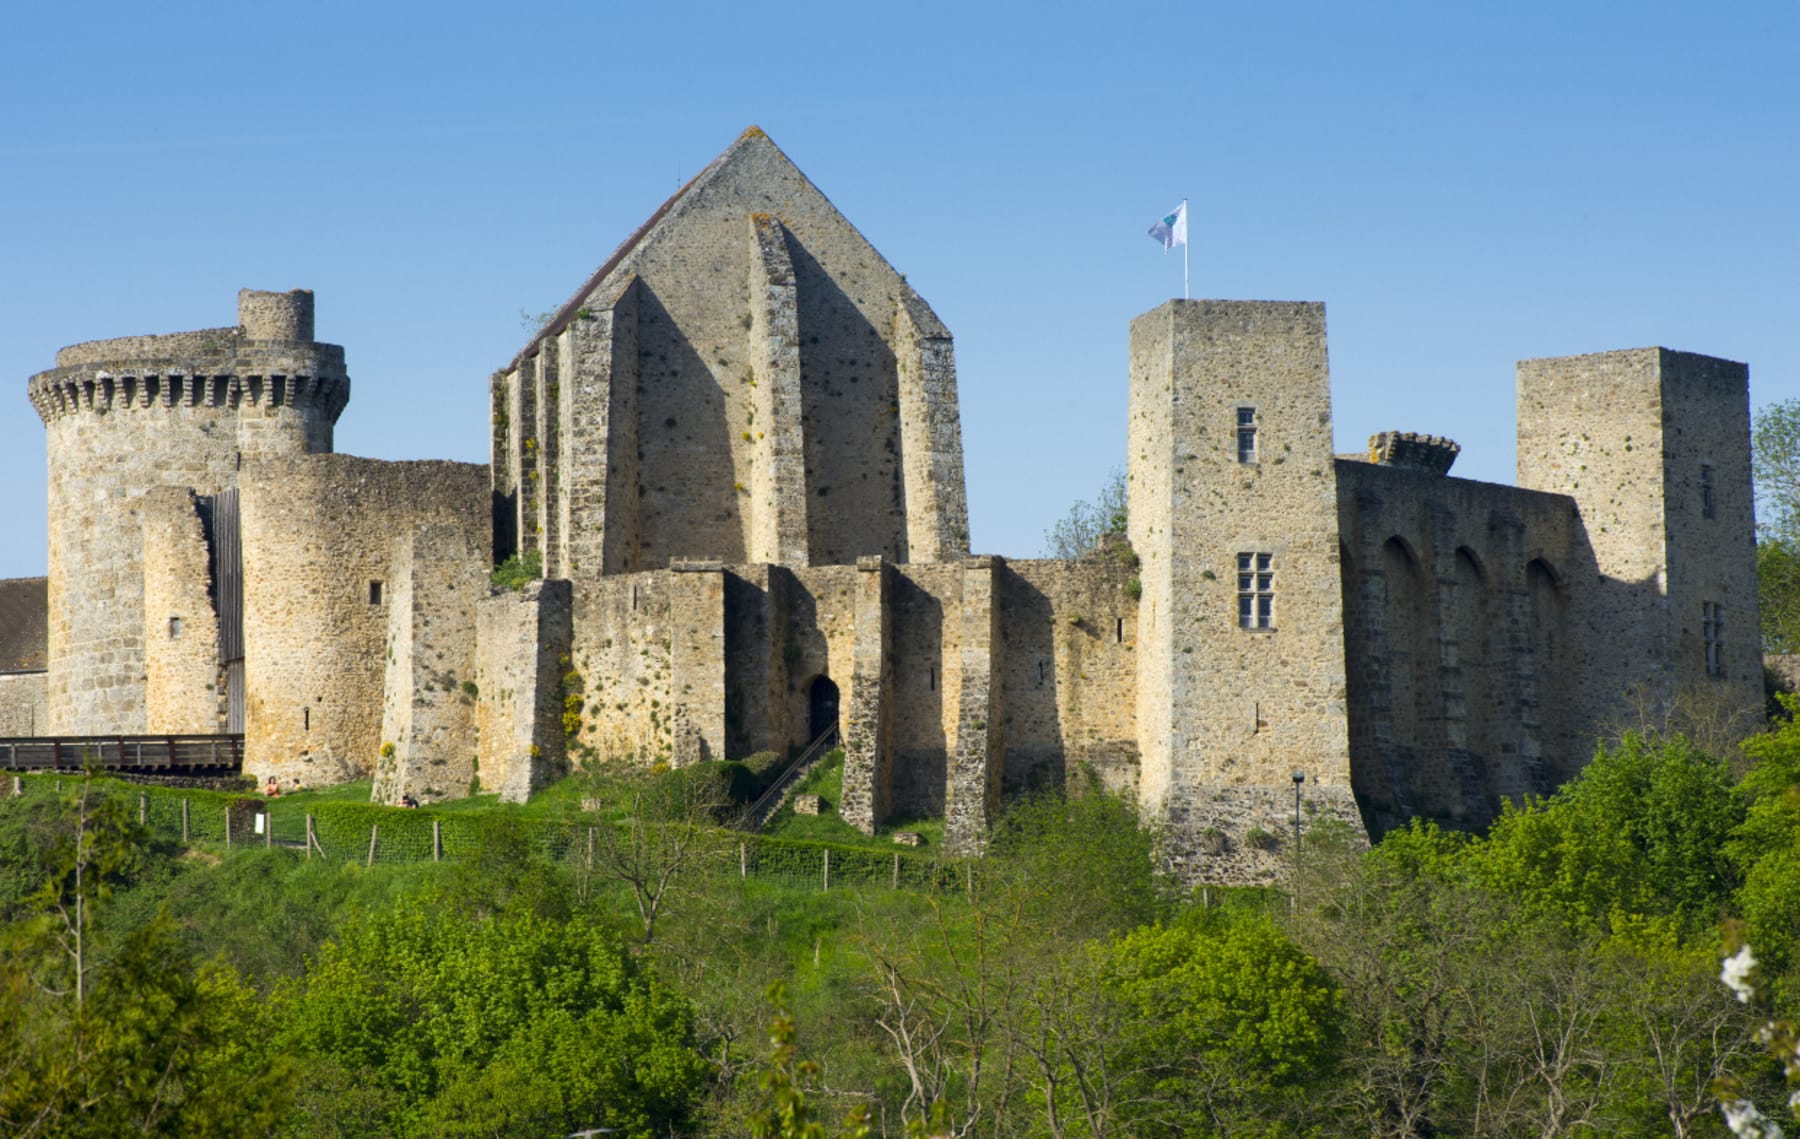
[[490, 549, 543, 591]]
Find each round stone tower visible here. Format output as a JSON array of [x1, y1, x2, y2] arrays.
[[26, 289, 349, 734]]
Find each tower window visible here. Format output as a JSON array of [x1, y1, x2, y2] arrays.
[[1703, 601, 1725, 678], [1236, 407, 1259, 464], [369, 581, 384, 605], [168, 616, 182, 639], [1238, 553, 1274, 629], [1701, 464, 1716, 519]]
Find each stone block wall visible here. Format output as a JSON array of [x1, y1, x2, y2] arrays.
[[374, 524, 488, 804], [1001, 558, 1140, 797], [1517, 348, 1763, 755], [569, 571, 676, 763], [1336, 459, 1580, 833], [238, 455, 489, 786], [0, 673, 46, 735], [473, 579, 572, 802], [140, 487, 225, 734]]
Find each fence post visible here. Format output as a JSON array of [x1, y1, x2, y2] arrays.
[[586, 826, 594, 873], [181, 797, 190, 843], [366, 824, 378, 868], [10, 776, 19, 797], [225, 806, 232, 851], [305, 814, 315, 860], [822, 848, 830, 892], [893, 853, 900, 890], [139, 792, 147, 826], [265, 810, 273, 848], [740, 841, 747, 880], [433, 819, 442, 863]]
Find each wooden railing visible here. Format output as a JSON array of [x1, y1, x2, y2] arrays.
[[0, 734, 244, 774]]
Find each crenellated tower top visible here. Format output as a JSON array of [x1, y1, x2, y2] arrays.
[[29, 288, 349, 429]]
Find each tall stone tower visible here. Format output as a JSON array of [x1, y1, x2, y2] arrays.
[[1127, 300, 1361, 862], [1517, 348, 1761, 763], [27, 289, 348, 734]]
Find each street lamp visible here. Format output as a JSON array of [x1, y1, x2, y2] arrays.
[[1290, 770, 1305, 850]]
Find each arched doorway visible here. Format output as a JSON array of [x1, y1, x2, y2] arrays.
[[808, 675, 840, 742]]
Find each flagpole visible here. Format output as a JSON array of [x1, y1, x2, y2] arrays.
[[1183, 198, 1189, 299]]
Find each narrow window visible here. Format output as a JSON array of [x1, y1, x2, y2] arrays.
[[1115, 617, 1124, 643], [928, 665, 936, 692], [1236, 407, 1259, 464], [168, 616, 181, 639], [1703, 601, 1725, 678], [303, 707, 310, 731], [1237, 553, 1274, 629], [1701, 464, 1716, 519], [1037, 660, 1047, 686], [369, 581, 383, 605]]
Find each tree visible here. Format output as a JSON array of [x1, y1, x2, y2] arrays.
[[1100, 915, 1339, 1136], [275, 907, 708, 1137], [1474, 732, 1742, 935], [590, 763, 735, 944], [1754, 399, 1800, 543], [1043, 468, 1127, 559]]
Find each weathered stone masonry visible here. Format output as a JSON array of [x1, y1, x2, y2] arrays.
[[13, 128, 1764, 880]]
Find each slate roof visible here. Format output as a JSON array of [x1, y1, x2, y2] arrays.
[[0, 577, 48, 672]]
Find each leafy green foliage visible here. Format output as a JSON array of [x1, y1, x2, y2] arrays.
[[275, 907, 707, 1137], [1474, 732, 1741, 933], [489, 548, 542, 591], [1102, 915, 1338, 1134], [1042, 466, 1127, 558]]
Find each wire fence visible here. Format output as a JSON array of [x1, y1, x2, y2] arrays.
[[2, 773, 963, 895]]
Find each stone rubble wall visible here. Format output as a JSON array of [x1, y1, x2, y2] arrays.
[[1001, 558, 1140, 798], [140, 487, 225, 734], [1336, 460, 1579, 834], [374, 524, 487, 804], [473, 579, 572, 803], [238, 455, 489, 788], [0, 673, 47, 736]]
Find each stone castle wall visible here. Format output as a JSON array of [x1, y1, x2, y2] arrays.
[[1518, 349, 1763, 754], [140, 487, 226, 734], [238, 455, 489, 787], [1336, 459, 1580, 833], [473, 579, 572, 801], [373, 523, 488, 804], [0, 673, 46, 735], [1000, 558, 1141, 798]]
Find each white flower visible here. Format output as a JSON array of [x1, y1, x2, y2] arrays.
[[1723, 945, 1759, 1004], [1722, 1099, 1784, 1139]]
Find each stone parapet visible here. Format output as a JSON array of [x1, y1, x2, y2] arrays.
[[1368, 431, 1460, 476]]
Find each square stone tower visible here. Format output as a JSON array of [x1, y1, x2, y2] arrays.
[[1127, 300, 1361, 866], [1517, 348, 1762, 758]]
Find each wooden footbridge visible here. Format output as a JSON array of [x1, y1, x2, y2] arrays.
[[0, 735, 243, 777]]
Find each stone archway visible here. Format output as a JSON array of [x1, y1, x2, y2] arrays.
[[807, 675, 840, 742]]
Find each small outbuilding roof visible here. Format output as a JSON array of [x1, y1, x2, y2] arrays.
[[0, 577, 49, 672]]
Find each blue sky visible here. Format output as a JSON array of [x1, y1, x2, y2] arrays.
[[1, 1, 1794, 580]]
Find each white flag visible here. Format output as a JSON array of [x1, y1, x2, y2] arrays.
[[1147, 201, 1187, 252]]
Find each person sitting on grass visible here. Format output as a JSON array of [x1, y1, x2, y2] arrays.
[[265, 776, 280, 798]]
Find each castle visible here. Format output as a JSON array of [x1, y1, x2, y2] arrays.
[[0, 128, 1763, 876]]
